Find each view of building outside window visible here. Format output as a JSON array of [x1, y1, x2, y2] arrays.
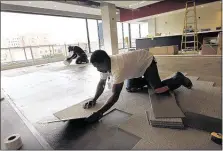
[[123, 23, 130, 48], [1, 12, 88, 63], [97, 20, 104, 50], [117, 22, 124, 49], [130, 23, 140, 47], [87, 19, 99, 52], [140, 23, 149, 38], [1, 12, 146, 67]]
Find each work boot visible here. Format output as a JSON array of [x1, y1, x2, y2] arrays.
[[126, 87, 143, 93], [176, 72, 193, 89]]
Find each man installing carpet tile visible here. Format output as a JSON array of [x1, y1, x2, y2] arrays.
[[84, 49, 192, 123], [64, 46, 89, 65]]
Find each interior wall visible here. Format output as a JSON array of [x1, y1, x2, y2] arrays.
[[147, 18, 156, 36], [154, 6, 222, 35]]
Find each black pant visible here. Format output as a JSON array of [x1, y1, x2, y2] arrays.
[[76, 54, 89, 64], [126, 59, 183, 91]]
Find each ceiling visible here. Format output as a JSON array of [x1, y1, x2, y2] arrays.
[[99, 1, 161, 9], [1, 1, 221, 23], [127, 1, 222, 23], [0, 1, 101, 15]]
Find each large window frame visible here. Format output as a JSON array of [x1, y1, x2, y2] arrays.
[[1, 11, 148, 63], [86, 19, 100, 52], [130, 23, 140, 48]]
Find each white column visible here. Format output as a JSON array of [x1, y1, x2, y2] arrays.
[[101, 2, 118, 55]]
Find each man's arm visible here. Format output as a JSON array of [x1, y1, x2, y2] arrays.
[[67, 54, 77, 60], [83, 79, 106, 109], [93, 79, 106, 101], [97, 82, 124, 114], [71, 53, 77, 59]]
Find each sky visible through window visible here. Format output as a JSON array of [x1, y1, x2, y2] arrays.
[[1, 12, 88, 45]]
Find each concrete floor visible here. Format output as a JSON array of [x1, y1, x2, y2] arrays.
[[1, 56, 222, 150], [1, 98, 44, 150]]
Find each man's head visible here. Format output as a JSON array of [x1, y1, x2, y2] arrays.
[[90, 50, 111, 73], [68, 46, 73, 52], [68, 46, 81, 52]]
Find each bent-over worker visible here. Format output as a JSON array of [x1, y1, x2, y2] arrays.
[[66, 46, 89, 64], [84, 49, 192, 123]]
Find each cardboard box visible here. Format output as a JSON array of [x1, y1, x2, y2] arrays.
[[149, 45, 178, 55], [201, 45, 217, 55], [217, 47, 222, 55], [167, 45, 178, 55], [149, 47, 168, 55]]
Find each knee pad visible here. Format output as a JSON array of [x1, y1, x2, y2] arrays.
[[154, 86, 169, 94]]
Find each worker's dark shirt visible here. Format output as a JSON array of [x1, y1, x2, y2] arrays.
[[69, 46, 86, 56]]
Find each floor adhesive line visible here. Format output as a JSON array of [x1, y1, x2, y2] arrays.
[[2, 89, 53, 150]]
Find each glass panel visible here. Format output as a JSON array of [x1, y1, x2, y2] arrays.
[[117, 22, 124, 49], [98, 20, 104, 50], [130, 24, 140, 47], [1, 48, 12, 63], [123, 23, 130, 48], [51, 45, 66, 61], [10, 48, 26, 61], [32, 47, 49, 59], [140, 23, 149, 38], [1, 12, 89, 65], [25, 47, 33, 60], [87, 19, 99, 52], [78, 43, 89, 52]]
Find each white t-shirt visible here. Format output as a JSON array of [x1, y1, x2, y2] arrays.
[[100, 49, 154, 84]]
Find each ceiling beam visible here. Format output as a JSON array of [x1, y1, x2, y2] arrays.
[[1, 3, 101, 20], [57, 0, 123, 10]]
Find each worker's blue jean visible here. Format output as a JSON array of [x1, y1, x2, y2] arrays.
[[126, 58, 183, 91]]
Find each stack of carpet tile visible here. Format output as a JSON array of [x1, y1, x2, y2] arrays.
[[146, 107, 185, 129], [146, 92, 185, 129]]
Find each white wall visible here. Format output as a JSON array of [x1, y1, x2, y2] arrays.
[[154, 5, 222, 35], [148, 18, 156, 36]]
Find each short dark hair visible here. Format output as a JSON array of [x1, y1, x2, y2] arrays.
[[68, 46, 82, 51], [90, 50, 110, 64]]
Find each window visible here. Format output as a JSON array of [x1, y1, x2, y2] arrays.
[[10, 48, 26, 61], [130, 23, 140, 47], [1, 49, 12, 63], [123, 23, 130, 48], [117, 22, 124, 49], [1, 12, 88, 54], [97, 20, 104, 49], [87, 19, 99, 52]]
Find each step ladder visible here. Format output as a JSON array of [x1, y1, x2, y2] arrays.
[[181, 1, 199, 52]]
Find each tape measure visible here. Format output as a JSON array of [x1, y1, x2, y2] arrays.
[[211, 132, 222, 145], [4, 134, 23, 150]]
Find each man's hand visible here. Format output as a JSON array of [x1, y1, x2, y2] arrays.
[[66, 57, 72, 62], [83, 79, 106, 109], [85, 111, 103, 123], [83, 100, 96, 109]]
